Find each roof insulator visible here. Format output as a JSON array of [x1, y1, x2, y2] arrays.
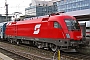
[[59, 10, 65, 13], [49, 11, 65, 16]]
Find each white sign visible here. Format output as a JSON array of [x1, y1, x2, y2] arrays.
[[33, 24, 41, 34]]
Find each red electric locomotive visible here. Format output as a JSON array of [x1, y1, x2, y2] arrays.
[[5, 12, 86, 51]]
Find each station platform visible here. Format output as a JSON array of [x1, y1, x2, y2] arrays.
[[0, 52, 14, 60]]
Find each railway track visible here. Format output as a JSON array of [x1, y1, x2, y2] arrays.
[[0, 48, 29, 60], [0, 41, 90, 60], [61, 52, 90, 60], [0, 41, 54, 60]]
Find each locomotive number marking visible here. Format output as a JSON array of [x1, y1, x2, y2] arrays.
[[33, 24, 41, 34]]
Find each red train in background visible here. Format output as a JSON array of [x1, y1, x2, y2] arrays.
[[5, 12, 87, 51]]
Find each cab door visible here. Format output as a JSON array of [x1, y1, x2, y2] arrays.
[[48, 21, 59, 39]]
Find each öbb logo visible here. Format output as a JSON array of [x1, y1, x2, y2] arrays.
[[33, 24, 41, 34]]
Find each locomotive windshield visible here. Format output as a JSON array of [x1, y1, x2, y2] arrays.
[[65, 19, 80, 30]]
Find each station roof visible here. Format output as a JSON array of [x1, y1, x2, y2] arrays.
[[65, 9, 90, 21], [65, 9, 90, 16]]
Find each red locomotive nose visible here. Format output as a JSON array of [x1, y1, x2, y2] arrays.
[[69, 31, 82, 40]]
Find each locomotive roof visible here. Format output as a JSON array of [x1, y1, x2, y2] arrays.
[[7, 13, 74, 26]]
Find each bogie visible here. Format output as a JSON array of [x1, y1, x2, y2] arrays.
[[49, 44, 58, 52]]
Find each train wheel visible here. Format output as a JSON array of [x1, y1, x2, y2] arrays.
[[36, 42, 43, 49], [10, 39, 13, 43], [16, 41, 19, 45], [37, 45, 42, 49], [50, 44, 57, 51]]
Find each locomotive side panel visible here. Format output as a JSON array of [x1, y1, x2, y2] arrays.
[[17, 23, 34, 37], [16, 19, 49, 38], [5, 25, 16, 36]]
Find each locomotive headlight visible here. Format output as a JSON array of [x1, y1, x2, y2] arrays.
[[66, 34, 70, 38]]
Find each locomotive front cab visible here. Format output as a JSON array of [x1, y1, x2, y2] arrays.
[[63, 17, 89, 49], [55, 15, 84, 49], [65, 19, 82, 40], [47, 13, 88, 51]]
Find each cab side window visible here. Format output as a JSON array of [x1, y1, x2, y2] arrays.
[[54, 22, 61, 28]]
